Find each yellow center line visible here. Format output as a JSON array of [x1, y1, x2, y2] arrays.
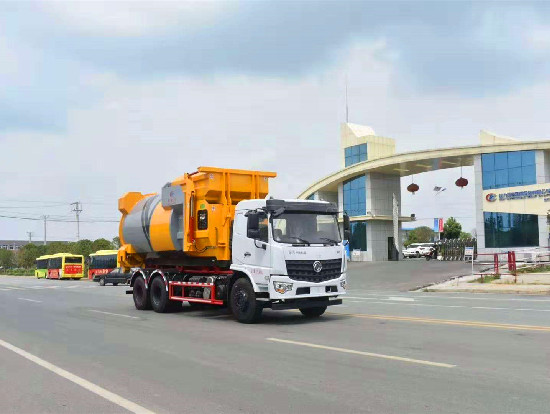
[[331, 312, 550, 332], [267, 338, 455, 368]]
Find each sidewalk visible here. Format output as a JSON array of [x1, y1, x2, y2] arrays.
[[421, 273, 550, 294]]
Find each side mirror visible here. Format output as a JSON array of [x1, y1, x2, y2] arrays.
[[247, 211, 260, 239], [343, 213, 351, 241]]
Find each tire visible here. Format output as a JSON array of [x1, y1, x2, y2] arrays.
[[230, 278, 263, 324], [133, 276, 151, 310], [299, 306, 327, 318], [99, 277, 105, 286], [150, 277, 179, 313], [113, 283, 118, 286]]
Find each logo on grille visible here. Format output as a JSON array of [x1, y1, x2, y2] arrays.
[[312, 261, 323, 273]]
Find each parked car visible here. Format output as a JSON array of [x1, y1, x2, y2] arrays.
[[93, 268, 130, 286], [402, 243, 423, 258]]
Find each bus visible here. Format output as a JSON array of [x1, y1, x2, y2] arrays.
[[47, 253, 85, 279], [88, 250, 119, 280], [35, 255, 52, 279]]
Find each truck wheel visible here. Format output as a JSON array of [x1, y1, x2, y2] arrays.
[[299, 306, 327, 318], [230, 278, 263, 324], [133, 277, 151, 310], [99, 277, 105, 286], [150, 277, 179, 313]]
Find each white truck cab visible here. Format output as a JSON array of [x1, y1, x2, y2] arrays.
[[230, 198, 347, 317]]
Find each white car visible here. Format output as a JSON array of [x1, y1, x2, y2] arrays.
[[402, 243, 423, 258], [417, 243, 436, 257]]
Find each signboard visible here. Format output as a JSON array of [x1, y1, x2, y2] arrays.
[[483, 183, 550, 215], [434, 218, 444, 233], [464, 246, 474, 257]]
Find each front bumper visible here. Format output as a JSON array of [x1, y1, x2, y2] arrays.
[[268, 273, 346, 300]]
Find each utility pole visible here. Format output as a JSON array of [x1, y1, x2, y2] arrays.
[[42, 215, 48, 246], [27, 231, 33, 243], [71, 202, 83, 241]]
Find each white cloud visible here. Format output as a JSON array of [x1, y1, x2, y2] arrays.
[[2, 39, 550, 240], [41, 0, 232, 37]]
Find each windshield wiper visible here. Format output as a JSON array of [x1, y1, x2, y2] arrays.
[[319, 237, 340, 245], [292, 237, 311, 245]]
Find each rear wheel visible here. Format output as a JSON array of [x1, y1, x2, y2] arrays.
[[133, 276, 151, 310], [150, 277, 179, 313], [299, 306, 327, 318], [113, 283, 118, 286], [230, 278, 263, 323]]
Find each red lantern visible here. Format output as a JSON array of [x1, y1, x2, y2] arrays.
[[455, 177, 468, 188], [407, 183, 419, 194]]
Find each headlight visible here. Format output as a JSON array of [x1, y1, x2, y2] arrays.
[[340, 280, 347, 290], [273, 281, 293, 294]]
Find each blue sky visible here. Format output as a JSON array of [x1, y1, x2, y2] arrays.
[[1, 1, 550, 240]]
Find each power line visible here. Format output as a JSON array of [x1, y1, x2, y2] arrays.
[[0, 214, 119, 223]]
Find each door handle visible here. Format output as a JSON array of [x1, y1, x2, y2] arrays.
[[244, 252, 251, 257]]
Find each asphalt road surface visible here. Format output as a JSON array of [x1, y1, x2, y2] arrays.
[[0, 265, 549, 414]]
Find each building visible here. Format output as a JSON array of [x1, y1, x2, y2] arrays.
[[299, 124, 550, 261], [0, 240, 67, 251]]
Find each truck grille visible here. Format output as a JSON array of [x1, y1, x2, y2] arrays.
[[285, 259, 342, 283]]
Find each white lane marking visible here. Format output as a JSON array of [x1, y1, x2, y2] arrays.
[[65, 285, 80, 289], [472, 306, 507, 310], [515, 308, 550, 312], [387, 297, 415, 302], [267, 338, 455, 368], [17, 298, 42, 303], [89, 310, 139, 319], [0, 338, 155, 414]]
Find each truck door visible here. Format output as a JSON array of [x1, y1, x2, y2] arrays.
[[233, 211, 271, 283]]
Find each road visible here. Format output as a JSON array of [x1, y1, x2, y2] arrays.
[[0, 266, 549, 413]]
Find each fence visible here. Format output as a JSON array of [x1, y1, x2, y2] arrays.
[[437, 238, 477, 261]]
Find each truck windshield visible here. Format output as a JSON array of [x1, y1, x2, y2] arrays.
[[271, 213, 341, 245]]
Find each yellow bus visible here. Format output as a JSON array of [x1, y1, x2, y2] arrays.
[[47, 253, 85, 280], [88, 250, 119, 280], [35, 255, 53, 279]]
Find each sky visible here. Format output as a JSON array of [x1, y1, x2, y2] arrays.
[[2, 0, 550, 242]]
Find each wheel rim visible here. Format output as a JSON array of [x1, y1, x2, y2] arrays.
[[233, 286, 249, 313]]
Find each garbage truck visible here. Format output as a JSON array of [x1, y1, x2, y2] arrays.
[[119, 167, 348, 323]]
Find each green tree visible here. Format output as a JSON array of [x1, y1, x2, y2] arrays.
[[443, 217, 462, 239], [92, 238, 114, 252], [404, 226, 434, 246], [46, 241, 71, 255], [0, 249, 15, 269], [16, 244, 41, 268], [459, 231, 472, 239], [71, 239, 94, 258], [112, 236, 121, 249]]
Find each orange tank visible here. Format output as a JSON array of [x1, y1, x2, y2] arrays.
[[118, 167, 276, 270]]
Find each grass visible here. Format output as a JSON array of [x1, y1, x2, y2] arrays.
[[516, 265, 550, 274], [0, 268, 35, 276], [469, 274, 500, 284]]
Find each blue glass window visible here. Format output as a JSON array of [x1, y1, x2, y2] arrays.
[[484, 212, 538, 248], [306, 194, 315, 200], [482, 150, 537, 190], [343, 175, 366, 216], [345, 144, 368, 167], [349, 221, 367, 251]]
